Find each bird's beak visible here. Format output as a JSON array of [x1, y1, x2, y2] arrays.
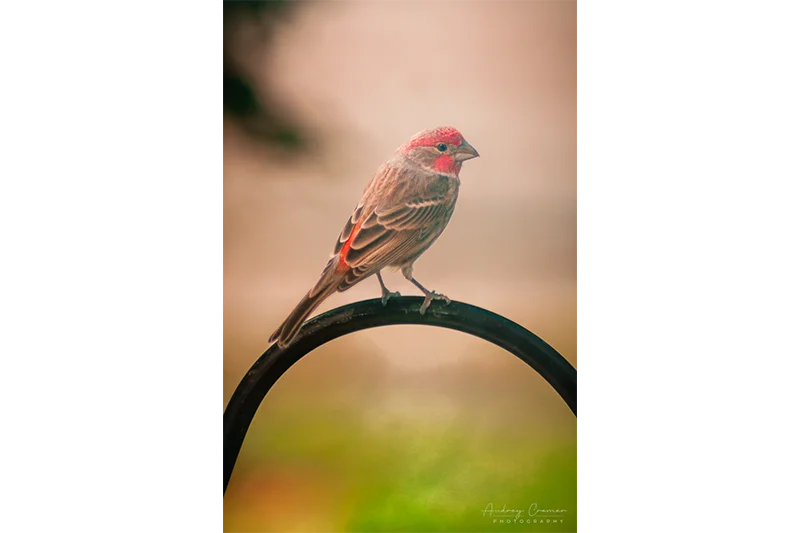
[[453, 140, 480, 162]]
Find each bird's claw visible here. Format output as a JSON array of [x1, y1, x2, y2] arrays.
[[419, 291, 450, 314], [381, 290, 401, 306]]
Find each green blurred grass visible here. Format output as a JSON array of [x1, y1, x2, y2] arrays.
[[225, 327, 576, 533]]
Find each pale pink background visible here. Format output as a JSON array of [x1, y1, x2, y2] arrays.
[[225, 0, 575, 380]]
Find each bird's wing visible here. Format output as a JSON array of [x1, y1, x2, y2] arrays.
[[330, 196, 453, 290]]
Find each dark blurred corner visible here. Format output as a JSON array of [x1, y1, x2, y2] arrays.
[[223, 0, 305, 151]]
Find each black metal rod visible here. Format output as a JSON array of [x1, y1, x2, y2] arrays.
[[224, 297, 577, 494]]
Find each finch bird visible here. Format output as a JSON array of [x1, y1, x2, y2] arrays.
[[269, 126, 479, 348]]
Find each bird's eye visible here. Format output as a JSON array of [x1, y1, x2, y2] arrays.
[[436, 143, 447, 152]]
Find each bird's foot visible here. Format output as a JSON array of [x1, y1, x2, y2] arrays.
[[381, 289, 401, 306], [419, 291, 450, 314]]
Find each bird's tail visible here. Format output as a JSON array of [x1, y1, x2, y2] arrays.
[[269, 260, 342, 348]]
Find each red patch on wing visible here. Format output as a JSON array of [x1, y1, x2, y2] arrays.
[[337, 221, 363, 271], [403, 126, 464, 150], [433, 154, 455, 173]]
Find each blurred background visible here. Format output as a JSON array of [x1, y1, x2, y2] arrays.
[[224, 1, 575, 531]]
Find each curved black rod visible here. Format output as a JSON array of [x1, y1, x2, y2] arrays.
[[224, 297, 576, 494]]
